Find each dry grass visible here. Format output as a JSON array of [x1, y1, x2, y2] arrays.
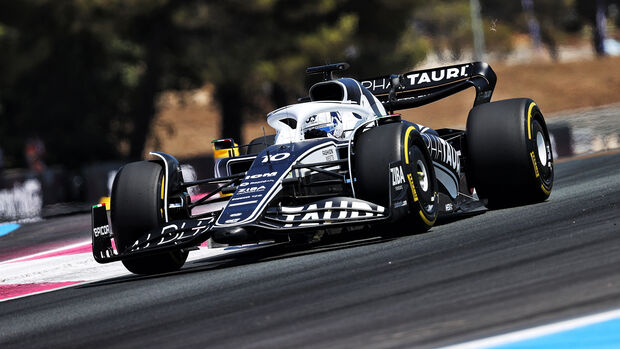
[[147, 56, 620, 158]]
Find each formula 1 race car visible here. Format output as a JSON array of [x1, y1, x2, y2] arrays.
[[92, 61, 554, 275]]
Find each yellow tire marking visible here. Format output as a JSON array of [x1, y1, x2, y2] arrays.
[[404, 125, 437, 225], [160, 175, 166, 218], [404, 126, 419, 201], [527, 102, 537, 140], [419, 210, 436, 226], [404, 126, 415, 165], [541, 184, 551, 195], [160, 175, 165, 200]]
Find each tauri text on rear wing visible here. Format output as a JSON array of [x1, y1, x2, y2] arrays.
[[361, 61, 497, 112]]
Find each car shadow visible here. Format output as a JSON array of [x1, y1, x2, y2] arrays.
[[78, 233, 392, 288], [78, 210, 491, 290]]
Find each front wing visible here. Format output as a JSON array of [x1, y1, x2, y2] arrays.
[[91, 204, 214, 263], [91, 193, 397, 264]]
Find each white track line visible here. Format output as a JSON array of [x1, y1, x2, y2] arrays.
[[0, 239, 92, 265], [1, 283, 92, 303], [1, 240, 274, 302], [440, 308, 620, 349]]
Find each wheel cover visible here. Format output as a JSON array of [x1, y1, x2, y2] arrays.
[[536, 131, 548, 166], [416, 159, 429, 192]]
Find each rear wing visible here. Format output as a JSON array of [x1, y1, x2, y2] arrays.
[[360, 62, 497, 112]]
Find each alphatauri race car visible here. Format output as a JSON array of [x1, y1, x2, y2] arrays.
[[92, 62, 554, 275]]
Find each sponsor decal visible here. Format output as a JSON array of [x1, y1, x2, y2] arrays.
[[225, 218, 240, 224], [299, 145, 338, 165], [361, 78, 391, 91], [394, 200, 408, 208], [245, 172, 278, 179], [261, 152, 290, 163], [445, 203, 453, 212], [361, 64, 470, 93], [239, 179, 274, 187], [267, 199, 385, 228], [391, 166, 406, 186], [92, 225, 110, 237], [407, 173, 418, 202], [530, 151, 540, 178], [131, 218, 213, 250], [237, 185, 266, 195], [231, 195, 251, 201], [405, 66, 467, 86], [422, 134, 460, 173]]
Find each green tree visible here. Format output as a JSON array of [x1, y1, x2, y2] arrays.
[[197, 0, 428, 143], [0, 1, 126, 168], [0, 0, 211, 166], [0, 0, 428, 169]]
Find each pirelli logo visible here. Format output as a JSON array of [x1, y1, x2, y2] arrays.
[[407, 173, 418, 202], [530, 151, 539, 178]]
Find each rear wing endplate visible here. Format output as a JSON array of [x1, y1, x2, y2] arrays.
[[360, 61, 497, 112]]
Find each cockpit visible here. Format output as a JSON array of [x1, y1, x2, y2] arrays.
[[266, 78, 387, 144]]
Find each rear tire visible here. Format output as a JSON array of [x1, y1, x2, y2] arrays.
[[354, 122, 438, 235], [466, 98, 553, 208], [111, 161, 188, 275]]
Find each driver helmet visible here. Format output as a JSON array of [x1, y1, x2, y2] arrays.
[[302, 111, 344, 139]]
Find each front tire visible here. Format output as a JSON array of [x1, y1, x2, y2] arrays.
[[353, 122, 438, 235], [111, 161, 188, 275], [466, 98, 553, 208]]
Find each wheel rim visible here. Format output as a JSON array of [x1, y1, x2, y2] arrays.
[[536, 131, 548, 166], [416, 159, 429, 192]]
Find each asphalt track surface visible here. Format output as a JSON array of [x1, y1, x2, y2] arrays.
[[1, 152, 619, 348]]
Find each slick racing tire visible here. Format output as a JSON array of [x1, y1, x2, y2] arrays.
[[353, 122, 439, 235], [111, 161, 188, 275], [466, 98, 553, 208]]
